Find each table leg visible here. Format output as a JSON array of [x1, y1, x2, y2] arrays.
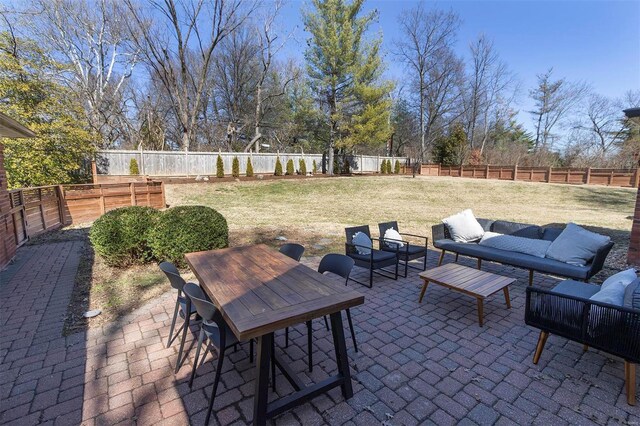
[[329, 312, 353, 399], [503, 287, 511, 309], [418, 280, 429, 303], [477, 298, 484, 327], [253, 333, 273, 426]]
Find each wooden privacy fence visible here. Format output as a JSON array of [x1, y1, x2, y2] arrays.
[[420, 164, 639, 188], [96, 149, 408, 176], [7, 181, 165, 246]]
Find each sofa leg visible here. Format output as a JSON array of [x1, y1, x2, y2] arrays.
[[529, 270, 534, 286], [626, 361, 636, 406], [477, 258, 482, 270], [533, 331, 548, 364], [455, 253, 459, 262], [583, 344, 588, 352], [438, 250, 445, 266]]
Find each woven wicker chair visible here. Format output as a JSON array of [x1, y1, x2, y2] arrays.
[[525, 283, 640, 405], [345, 225, 399, 288], [378, 221, 428, 277]]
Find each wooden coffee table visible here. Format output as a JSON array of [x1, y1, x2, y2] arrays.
[[418, 263, 515, 326]]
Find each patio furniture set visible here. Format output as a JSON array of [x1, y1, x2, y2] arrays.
[[159, 209, 637, 424]]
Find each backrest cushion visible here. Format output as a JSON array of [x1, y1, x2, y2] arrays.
[[623, 278, 640, 310], [542, 227, 564, 241], [479, 232, 551, 258], [545, 223, 611, 266], [601, 268, 637, 290], [590, 281, 626, 306], [352, 232, 372, 255], [442, 209, 485, 243], [491, 221, 542, 239]]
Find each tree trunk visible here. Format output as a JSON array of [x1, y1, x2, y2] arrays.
[[420, 82, 425, 162], [254, 82, 262, 153]]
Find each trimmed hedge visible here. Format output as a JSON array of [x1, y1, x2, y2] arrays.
[[129, 158, 139, 175], [286, 159, 294, 175], [232, 156, 240, 177], [89, 206, 159, 267], [394, 160, 401, 174], [299, 159, 307, 175], [312, 160, 318, 174], [246, 157, 254, 177], [148, 206, 228, 267], [216, 155, 224, 178], [274, 157, 283, 176]]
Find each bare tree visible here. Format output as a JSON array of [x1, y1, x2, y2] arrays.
[[528, 68, 588, 151], [31, 0, 139, 148], [464, 34, 518, 155], [124, 0, 255, 151], [395, 5, 460, 161]]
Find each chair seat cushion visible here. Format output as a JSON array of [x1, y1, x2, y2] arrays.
[[381, 244, 426, 256], [551, 280, 600, 299], [349, 249, 397, 263]]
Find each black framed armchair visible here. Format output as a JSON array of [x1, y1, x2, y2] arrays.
[[345, 225, 399, 288], [525, 281, 640, 405], [378, 221, 428, 277]]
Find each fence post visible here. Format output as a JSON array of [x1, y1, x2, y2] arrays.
[[38, 188, 46, 231], [635, 168, 640, 188], [99, 185, 106, 214], [459, 164, 463, 177], [547, 166, 552, 183], [586, 167, 591, 185], [56, 185, 67, 225], [608, 170, 614, 186], [129, 183, 136, 206], [485, 164, 489, 179], [513, 164, 518, 180], [91, 160, 98, 184], [161, 182, 167, 208]]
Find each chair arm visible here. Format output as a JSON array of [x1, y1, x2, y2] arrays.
[[400, 233, 429, 245], [432, 224, 446, 242], [525, 287, 589, 341], [586, 241, 615, 279]]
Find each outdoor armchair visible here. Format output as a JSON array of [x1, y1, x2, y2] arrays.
[[378, 221, 428, 277], [345, 225, 399, 288], [525, 281, 640, 405]]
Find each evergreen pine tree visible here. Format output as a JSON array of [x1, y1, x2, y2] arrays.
[[394, 160, 401, 174], [274, 157, 283, 176], [246, 157, 254, 177], [129, 158, 140, 175], [299, 159, 307, 175], [232, 156, 240, 177], [286, 159, 295, 175], [312, 160, 318, 174], [216, 155, 224, 177]]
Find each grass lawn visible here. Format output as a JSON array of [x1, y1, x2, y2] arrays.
[[58, 175, 635, 331]]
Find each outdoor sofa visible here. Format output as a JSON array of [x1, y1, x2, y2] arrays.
[[432, 219, 614, 286]]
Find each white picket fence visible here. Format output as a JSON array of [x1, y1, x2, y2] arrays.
[[96, 150, 408, 176]]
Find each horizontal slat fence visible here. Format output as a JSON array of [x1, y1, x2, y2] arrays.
[[421, 164, 638, 188], [7, 181, 165, 247], [96, 150, 408, 176]]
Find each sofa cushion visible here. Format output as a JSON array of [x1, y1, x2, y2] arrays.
[[491, 221, 542, 239], [552, 280, 600, 299], [590, 281, 627, 306], [601, 268, 637, 290], [479, 232, 551, 258], [542, 227, 564, 242], [545, 223, 611, 266], [352, 232, 372, 255], [442, 209, 485, 243], [624, 278, 640, 310]]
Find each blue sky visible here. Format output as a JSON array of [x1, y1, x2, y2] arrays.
[[278, 0, 640, 135]]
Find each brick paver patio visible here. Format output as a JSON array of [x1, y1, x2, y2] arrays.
[[1, 241, 638, 425]]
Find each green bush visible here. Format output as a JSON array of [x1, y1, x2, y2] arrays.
[[89, 206, 159, 267], [312, 159, 318, 174], [129, 158, 139, 175], [274, 156, 283, 176], [286, 159, 295, 175], [148, 206, 228, 267], [394, 160, 401, 174], [246, 157, 254, 177], [380, 160, 386, 174], [232, 156, 240, 177], [386, 159, 393, 174], [216, 155, 224, 178], [343, 159, 350, 174], [299, 159, 307, 175]]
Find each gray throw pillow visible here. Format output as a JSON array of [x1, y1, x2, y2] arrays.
[[623, 278, 640, 310], [545, 223, 611, 266], [442, 209, 485, 243], [479, 232, 551, 258]]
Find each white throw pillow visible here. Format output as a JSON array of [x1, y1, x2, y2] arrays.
[[442, 209, 485, 243], [545, 223, 610, 266], [383, 228, 404, 249], [352, 232, 372, 255], [479, 232, 551, 258], [601, 268, 637, 291]]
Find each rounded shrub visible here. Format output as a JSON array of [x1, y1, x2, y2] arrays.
[[274, 156, 283, 176], [216, 155, 224, 178], [89, 206, 159, 267], [299, 159, 307, 175], [129, 158, 140, 175], [246, 157, 254, 177], [286, 159, 295, 175], [149, 206, 228, 267], [232, 156, 240, 177]]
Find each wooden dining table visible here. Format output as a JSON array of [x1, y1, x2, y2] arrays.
[[185, 244, 365, 425]]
